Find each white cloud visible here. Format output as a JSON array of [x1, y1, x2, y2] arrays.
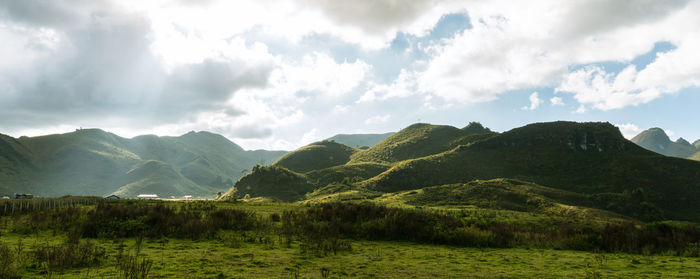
[[556, 35, 700, 110], [521, 92, 542, 110], [550, 96, 564, 106], [414, 0, 698, 106], [364, 114, 392, 125], [573, 105, 587, 114], [278, 52, 371, 97], [615, 123, 641, 139], [357, 69, 418, 103]]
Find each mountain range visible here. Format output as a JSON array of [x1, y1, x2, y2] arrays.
[[630, 127, 700, 160], [0, 129, 395, 198], [3, 122, 699, 222], [0, 129, 286, 198], [225, 121, 700, 222]]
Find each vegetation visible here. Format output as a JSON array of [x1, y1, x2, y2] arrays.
[[0, 129, 286, 198], [273, 141, 358, 173], [349, 122, 494, 164], [0, 199, 699, 277], [224, 121, 700, 223], [223, 165, 315, 202], [361, 122, 700, 221]]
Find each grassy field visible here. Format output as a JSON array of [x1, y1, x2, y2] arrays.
[[1, 200, 699, 278], [2, 233, 699, 278]]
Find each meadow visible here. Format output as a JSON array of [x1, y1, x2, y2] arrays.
[[1, 199, 699, 278]]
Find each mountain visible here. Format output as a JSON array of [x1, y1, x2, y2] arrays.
[[630, 128, 698, 158], [273, 141, 358, 173], [0, 129, 286, 198], [349, 122, 494, 164], [225, 121, 700, 222], [325, 132, 394, 148]]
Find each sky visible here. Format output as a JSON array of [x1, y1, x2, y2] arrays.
[[0, 0, 698, 150]]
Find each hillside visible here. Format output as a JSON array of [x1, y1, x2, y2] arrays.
[[631, 128, 698, 158], [0, 129, 286, 198], [325, 132, 395, 148], [349, 122, 494, 164], [221, 165, 314, 202], [272, 141, 357, 173], [224, 121, 700, 222], [362, 121, 700, 221]]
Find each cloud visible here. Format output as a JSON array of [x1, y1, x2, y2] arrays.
[[521, 92, 542, 110], [0, 3, 275, 131], [556, 36, 700, 110], [550, 97, 564, 106], [227, 124, 273, 139], [357, 69, 418, 103], [615, 123, 641, 139], [414, 0, 696, 104], [364, 114, 392, 125], [301, 0, 433, 35]]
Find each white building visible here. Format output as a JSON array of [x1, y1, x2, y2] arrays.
[[136, 194, 159, 199]]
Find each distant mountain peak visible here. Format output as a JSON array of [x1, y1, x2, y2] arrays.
[[631, 127, 698, 158], [631, 128, 671, 145], [676, 137, 691, 146]]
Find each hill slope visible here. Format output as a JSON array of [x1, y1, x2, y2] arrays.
[[0, 129, 286, 198], [631, 128, 698, 158], [362, 122, 700, 221], [273, 141, 357, 173], [349, 122, 494, 164]]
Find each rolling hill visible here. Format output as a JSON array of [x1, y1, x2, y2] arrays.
[[272, 140, 358, 173], [225, 121, 700, 222], [0, 129, 286, 198], [631, 128, 698, 159]]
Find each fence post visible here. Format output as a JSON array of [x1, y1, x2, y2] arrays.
[[12, 202, 15, 214]]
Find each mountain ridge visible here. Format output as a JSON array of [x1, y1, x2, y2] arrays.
[[631, 127, 699, 159], [0, 129, 287, 198], [226, 121, 700, 222]]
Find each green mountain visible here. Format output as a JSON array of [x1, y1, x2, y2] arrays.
[[226, 121, 700, 222], [630, 128, 698, 158], [694, 140, 700, 149], [0, 129, 286, 198], [349, 122, 493, 164], [273, 141, 357, 173], [325, 132, 394, 148]]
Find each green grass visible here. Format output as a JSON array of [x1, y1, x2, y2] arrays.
[[2, 234, 699, 278], [1, 200, 699, 278]]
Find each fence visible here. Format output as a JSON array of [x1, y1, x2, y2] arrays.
[[0, 198, 101, 216]]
